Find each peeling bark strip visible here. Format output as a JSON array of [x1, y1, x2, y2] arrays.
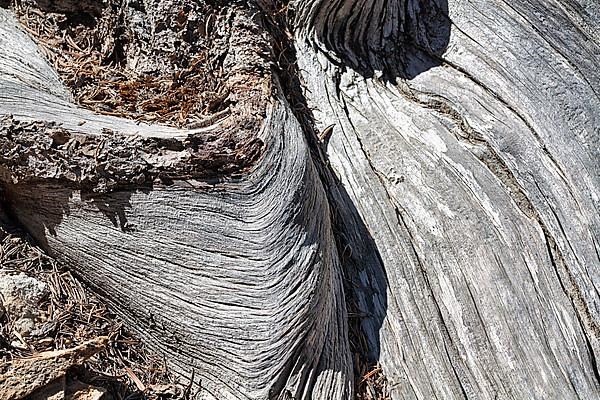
[[0, 116, 263, 192], [1, 1, 600, 400]]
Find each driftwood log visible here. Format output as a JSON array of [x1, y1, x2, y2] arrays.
[[1, 0, 599, 399]]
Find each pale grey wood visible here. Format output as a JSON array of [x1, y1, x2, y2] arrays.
[[293, 0, 600, 398], [5, 101, 353, 400], [0, 5, 352, 400], [2, 0, 600, 399]]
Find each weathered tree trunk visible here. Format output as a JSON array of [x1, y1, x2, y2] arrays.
[[1, 0, 599, 399]]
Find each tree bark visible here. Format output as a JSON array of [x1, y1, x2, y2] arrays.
[[1, 1, 599, 399]]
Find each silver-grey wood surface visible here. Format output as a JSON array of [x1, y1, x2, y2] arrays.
[[294, 0, 600, 398], [1, 0, 599, 398]]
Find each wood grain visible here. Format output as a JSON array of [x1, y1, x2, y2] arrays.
[[1, 0, 599, 399], [294, 0, 600, 398], [0, 3, 354, 398]]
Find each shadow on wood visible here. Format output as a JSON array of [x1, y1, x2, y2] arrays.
[[295, 0, 451, 81]]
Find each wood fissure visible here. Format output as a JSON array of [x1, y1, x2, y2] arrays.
[[293, 0, 600, 398], [258, 2, 393, 396], [1, 0, 600, 399]]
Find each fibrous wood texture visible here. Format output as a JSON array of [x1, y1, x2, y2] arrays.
[[294, 0, 600, 398], [1, 0, 599, 399], [0, 4, 352, 399]]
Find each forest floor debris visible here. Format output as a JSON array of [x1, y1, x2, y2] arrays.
[[0, 213, 188, 400], [10, 0, 229, 128]]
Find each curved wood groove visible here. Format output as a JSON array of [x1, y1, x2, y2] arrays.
[[0, 0, 599, 399], [293, 0, 600, 398]]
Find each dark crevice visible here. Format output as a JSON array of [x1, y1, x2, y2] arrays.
[[259, 1, 391, 397], [531, 179, 600, 332], [334, 94, 474, 395], [396, 59, 576, 222], [543, 229, 600, 384], [413, 85, 600, 387], [528, 171, 600, 387], [420, 52, 576, 199]]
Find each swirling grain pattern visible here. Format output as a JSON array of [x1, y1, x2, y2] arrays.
[[294, 0, 600, 398], [1, 0, 599, 399]]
